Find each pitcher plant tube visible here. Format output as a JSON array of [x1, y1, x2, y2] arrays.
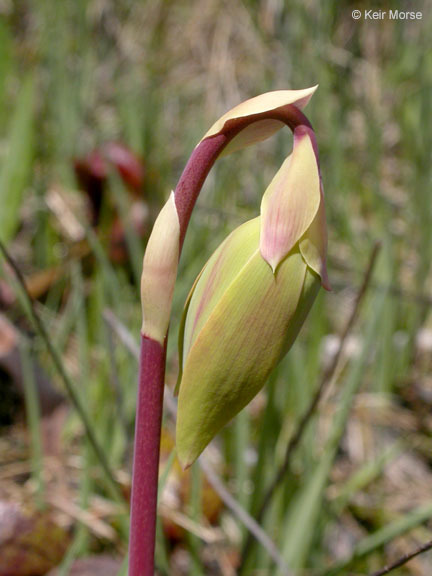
[[128, 87, 330, 576]]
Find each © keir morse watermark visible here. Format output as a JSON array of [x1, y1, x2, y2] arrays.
[[352, 9, 423, 20]]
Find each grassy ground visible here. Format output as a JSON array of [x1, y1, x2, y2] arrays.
[[0, 1, 432, 575]]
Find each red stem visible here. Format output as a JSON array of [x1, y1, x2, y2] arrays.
[[128, 336, 166, 576], [128, 101, 316, 574], [175, 133, 229, 248]]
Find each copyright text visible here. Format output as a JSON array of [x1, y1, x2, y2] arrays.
[[352, 9, 423, 20]]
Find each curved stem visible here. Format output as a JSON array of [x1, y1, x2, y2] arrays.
[[174, 104, 315, 246], [174, 133, 229, 248]]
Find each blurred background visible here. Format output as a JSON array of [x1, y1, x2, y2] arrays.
[[0, 0, 431, 574]]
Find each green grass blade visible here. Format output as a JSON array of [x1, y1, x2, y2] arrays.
[[0, 74, 35, 244], [331, 440, 405, 514], [323, 501, 432, 575], [277, 291, 384, 574], [188, 462, 205, 575]]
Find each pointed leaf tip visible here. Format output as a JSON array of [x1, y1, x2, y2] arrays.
[[141, 192, 180, 343], [299, 189, 330, 289], [260, 130, 321, 270]]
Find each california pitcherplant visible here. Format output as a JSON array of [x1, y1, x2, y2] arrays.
[[128, 87, 329, 575]]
